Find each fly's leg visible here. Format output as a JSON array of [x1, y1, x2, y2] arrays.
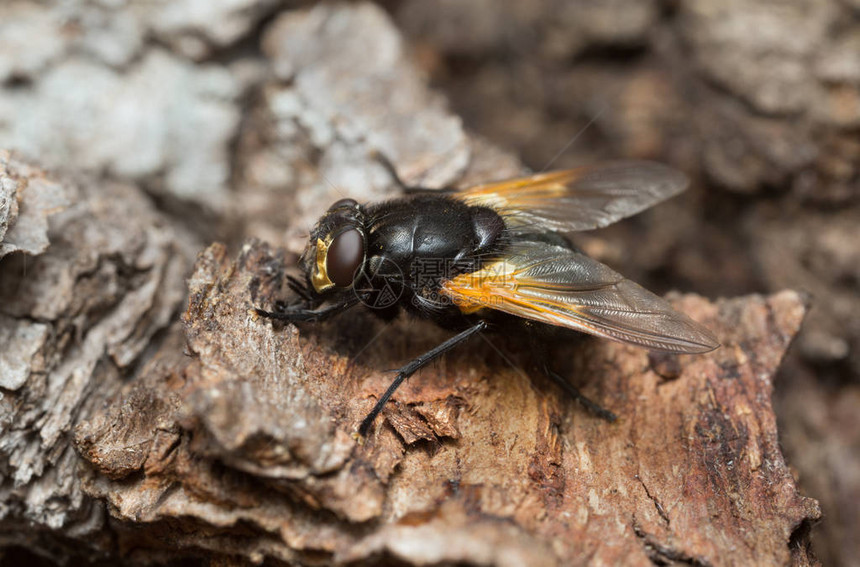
[[359, 320, 487, 436], [529, 332, 617, 422], [255, 293, 363, 323], [286, 275, 314, 302], [541, 364, 618, 422]]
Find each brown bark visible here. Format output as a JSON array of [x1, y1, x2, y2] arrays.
[[394, 2, 860, 564], [0, 1, 844, 565], [72, 240, 818, 566], [0, 146, 822, 563], [0, 150, 197, 559]]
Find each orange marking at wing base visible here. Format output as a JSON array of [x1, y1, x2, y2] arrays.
[[441, 260, 592, 331]]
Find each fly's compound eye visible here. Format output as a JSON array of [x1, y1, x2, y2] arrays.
[[326, 228, 364, 287], [330, 198, 358, 211]]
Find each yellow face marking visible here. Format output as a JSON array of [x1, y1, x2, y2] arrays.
[[311, 235, 335, 293]]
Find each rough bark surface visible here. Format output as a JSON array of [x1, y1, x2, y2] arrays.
[[0, 0, 850, 565], [393, 2, 860, 564], [72, 241, 818, 566], [0, 152, 196, 558]]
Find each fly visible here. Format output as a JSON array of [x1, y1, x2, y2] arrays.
[[256, 158, 719, 436]]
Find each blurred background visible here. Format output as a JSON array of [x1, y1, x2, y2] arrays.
[[0, 1, 857, 564]]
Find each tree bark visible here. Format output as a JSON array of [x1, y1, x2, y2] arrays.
[[0, 2, 833, 566], [70, 239, 819, 566]]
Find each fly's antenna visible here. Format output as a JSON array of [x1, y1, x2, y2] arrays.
[[370, 150, 455, 195], [539, 103, 608, 173]]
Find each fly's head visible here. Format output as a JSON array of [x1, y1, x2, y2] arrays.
[[300, 198, 368, 296]]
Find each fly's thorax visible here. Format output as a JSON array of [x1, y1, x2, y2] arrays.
[[364, 196, 506, 277]]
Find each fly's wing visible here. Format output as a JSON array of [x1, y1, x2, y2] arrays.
[[440, 241, 719, 354], [455, 160, 688, 233]]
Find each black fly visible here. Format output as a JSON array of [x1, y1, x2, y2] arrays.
[[256, 159, 718, 436]]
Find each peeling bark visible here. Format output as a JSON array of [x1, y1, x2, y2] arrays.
[[0, 154, 197, 559], [68, 242, 819, 566], [0, 1, 840, 565]]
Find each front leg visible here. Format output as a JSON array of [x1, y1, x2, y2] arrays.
[[255, 293, 362, 323]]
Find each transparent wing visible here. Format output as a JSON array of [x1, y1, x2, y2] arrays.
[[456, 160, 689, 233], [441, 241, 718, 354]]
